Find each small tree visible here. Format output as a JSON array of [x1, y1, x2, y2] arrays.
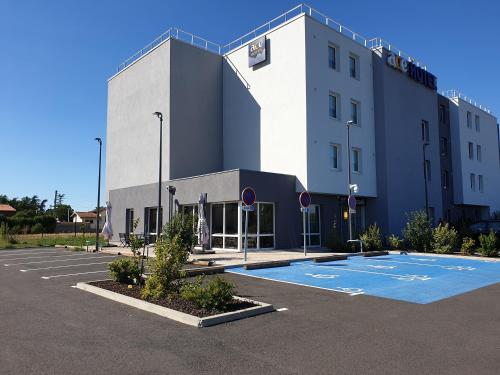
[[403, 210, 432, 252], [388, 234, 403, 250], [359, 223, 382, 251], [460, 237, 476, 256], [432, 223, 458, 254], [141, 234, 188, 300], [478, 230, 498, 257], [162, 212, 195, 252]]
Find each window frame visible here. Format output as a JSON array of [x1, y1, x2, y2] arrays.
[[240, 201, 276, 250], [329, 92, 340, 120], [300, 204, 321, 247], [350, 99, 360, 125], [476, 144, 482, 162], [352, 147, 362, 174], [328, 43, 339, 71], [466, 111, 472, 128], [475, 115, 480, 132], [468, 142, 474, 160], [470, 173, 476, 191], [349, 53, 359, 80], [329, 143, 341, 170], [478, 175, 484, 193]]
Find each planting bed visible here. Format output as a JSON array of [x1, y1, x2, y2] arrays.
[[90, 280, 256, 318]]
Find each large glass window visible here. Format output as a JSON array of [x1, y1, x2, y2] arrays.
[[241, 202, 275, 249], [300, 204, 321, 247], [211, 203, 242, 250]]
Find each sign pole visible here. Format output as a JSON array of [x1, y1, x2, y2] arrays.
[[244, 208, 249, 262], [303, 209, 307, 256]]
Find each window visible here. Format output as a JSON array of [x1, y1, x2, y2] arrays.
[[475, 115, 480, 132], [468, 142, 474, 160], [144, 207, 162, 235], [352, 148, 361, 173], [477, 145, 482, 161], [421, 120, 429, 142], [350, 100, 359, 125], [125, 208, 134, 234], [300, 204, 321, 247], [349, 54, 359, 79], [329, 92, 338, 119], [478, 175, 484, 192], [241, 202, 275, 249], [440, 137, 448, 156], [328, 44, 337, 70], [211, 203, 239, 249], [467, 111, 472, 128], [425, 160, 431, 181], [470, 173, 476, 191], [439, 104, 446, 123], [443, 170, 449, 189], [329, 144, 340, 170]]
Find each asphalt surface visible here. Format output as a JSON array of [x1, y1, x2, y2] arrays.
[[0, 247, 499, 375]]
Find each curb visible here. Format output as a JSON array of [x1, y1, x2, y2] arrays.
[[75, 282, 273, 327]]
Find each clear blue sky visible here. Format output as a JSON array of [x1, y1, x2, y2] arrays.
[[1, 0, 498, 211]]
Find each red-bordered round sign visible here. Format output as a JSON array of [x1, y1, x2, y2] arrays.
[[299, 191, 311, 208], [348, 195, 357, 210], [241, 187, 256, 206]]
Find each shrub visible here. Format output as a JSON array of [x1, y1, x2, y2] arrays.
[[31, 223, 44, 234], [460, 237, 476, 256], [402, 210, 432, 252], [180, 276, 236, 312], [388, 234, 403, 250], [108, 258, 140, 284], [359, 223, 382, 251], [478, 230, 498, 257], [33, 215, 56, 233], [141, 234, 188, 300], [431, 223, 458, 254], [162, 213, 195, 252]]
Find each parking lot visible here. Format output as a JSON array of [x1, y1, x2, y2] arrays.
[[1, 247, 499, 375]]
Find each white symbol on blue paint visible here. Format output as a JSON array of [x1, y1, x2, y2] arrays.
[[366, 265, 396, 269], [393, 274, 431, 281], [411, 258, 436, 262], [305, 273, 339, 279], [443, 265, 476, 271]]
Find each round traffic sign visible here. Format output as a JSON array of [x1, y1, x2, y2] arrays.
[[299, 191, 311, 208], [348, 195, 357, 210], [241, 187, 256, 206]]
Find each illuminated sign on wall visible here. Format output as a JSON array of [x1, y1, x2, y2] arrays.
[[248, 36, 267, 67], [387, 52, 437, 91]]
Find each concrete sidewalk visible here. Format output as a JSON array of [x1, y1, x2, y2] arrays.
[[100, 245, 347, 267]]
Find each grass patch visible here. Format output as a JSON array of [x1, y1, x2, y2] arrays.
[[0, 233, 106, 250]]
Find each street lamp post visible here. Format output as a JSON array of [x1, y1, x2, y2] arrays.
[[346, 120, 354, 242], [422, 142, 430, 219], [94, 137, 102, 252], [153, 112, 164, 241]]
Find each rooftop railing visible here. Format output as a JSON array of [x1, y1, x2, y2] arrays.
[[117, 27, 221, 72], [115, 3, 428, 76], [367, 37, 426, 70], [442, 90, 492, 114]]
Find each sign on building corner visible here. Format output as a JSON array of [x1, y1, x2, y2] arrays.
[[248, 36, 267, 67], [386, 52, 437, 91]]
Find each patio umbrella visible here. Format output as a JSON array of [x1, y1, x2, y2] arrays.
[[197, 193, 209, 247], [101, 201, 113, 241]]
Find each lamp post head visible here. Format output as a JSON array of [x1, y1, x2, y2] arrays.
[[347, 120, 354, 126], [94, 137, 102, 144], [153, 112, 163, 121]]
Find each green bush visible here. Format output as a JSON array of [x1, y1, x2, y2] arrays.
[[460, 237, 476, 256], [141, 234, 188, 300], [180, 276, 236, 312], [478, 230, 498, 257], [31, 223, 44, 234], [162, 213, 195, 252], [108, 258, 140, 284], [402, 210, 432, 252], [388, 234, 403, 250], [33, 215, 56, 233], [432, 223, 458, 254], [359, 223, 382, 251]]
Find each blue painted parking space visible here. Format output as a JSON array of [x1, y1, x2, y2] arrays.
[[227, 254, 500, 304]]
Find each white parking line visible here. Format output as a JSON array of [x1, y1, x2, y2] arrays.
[[0, 253, 93, 262], [41, 270, 109, 279], [4, 255, 119, 266], [0, 251, 63, 257], [20, 261, 113, 272]]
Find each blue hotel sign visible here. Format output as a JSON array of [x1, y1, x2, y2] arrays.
[[387, 52, 437, 91], [248, 36, 267, 67]]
